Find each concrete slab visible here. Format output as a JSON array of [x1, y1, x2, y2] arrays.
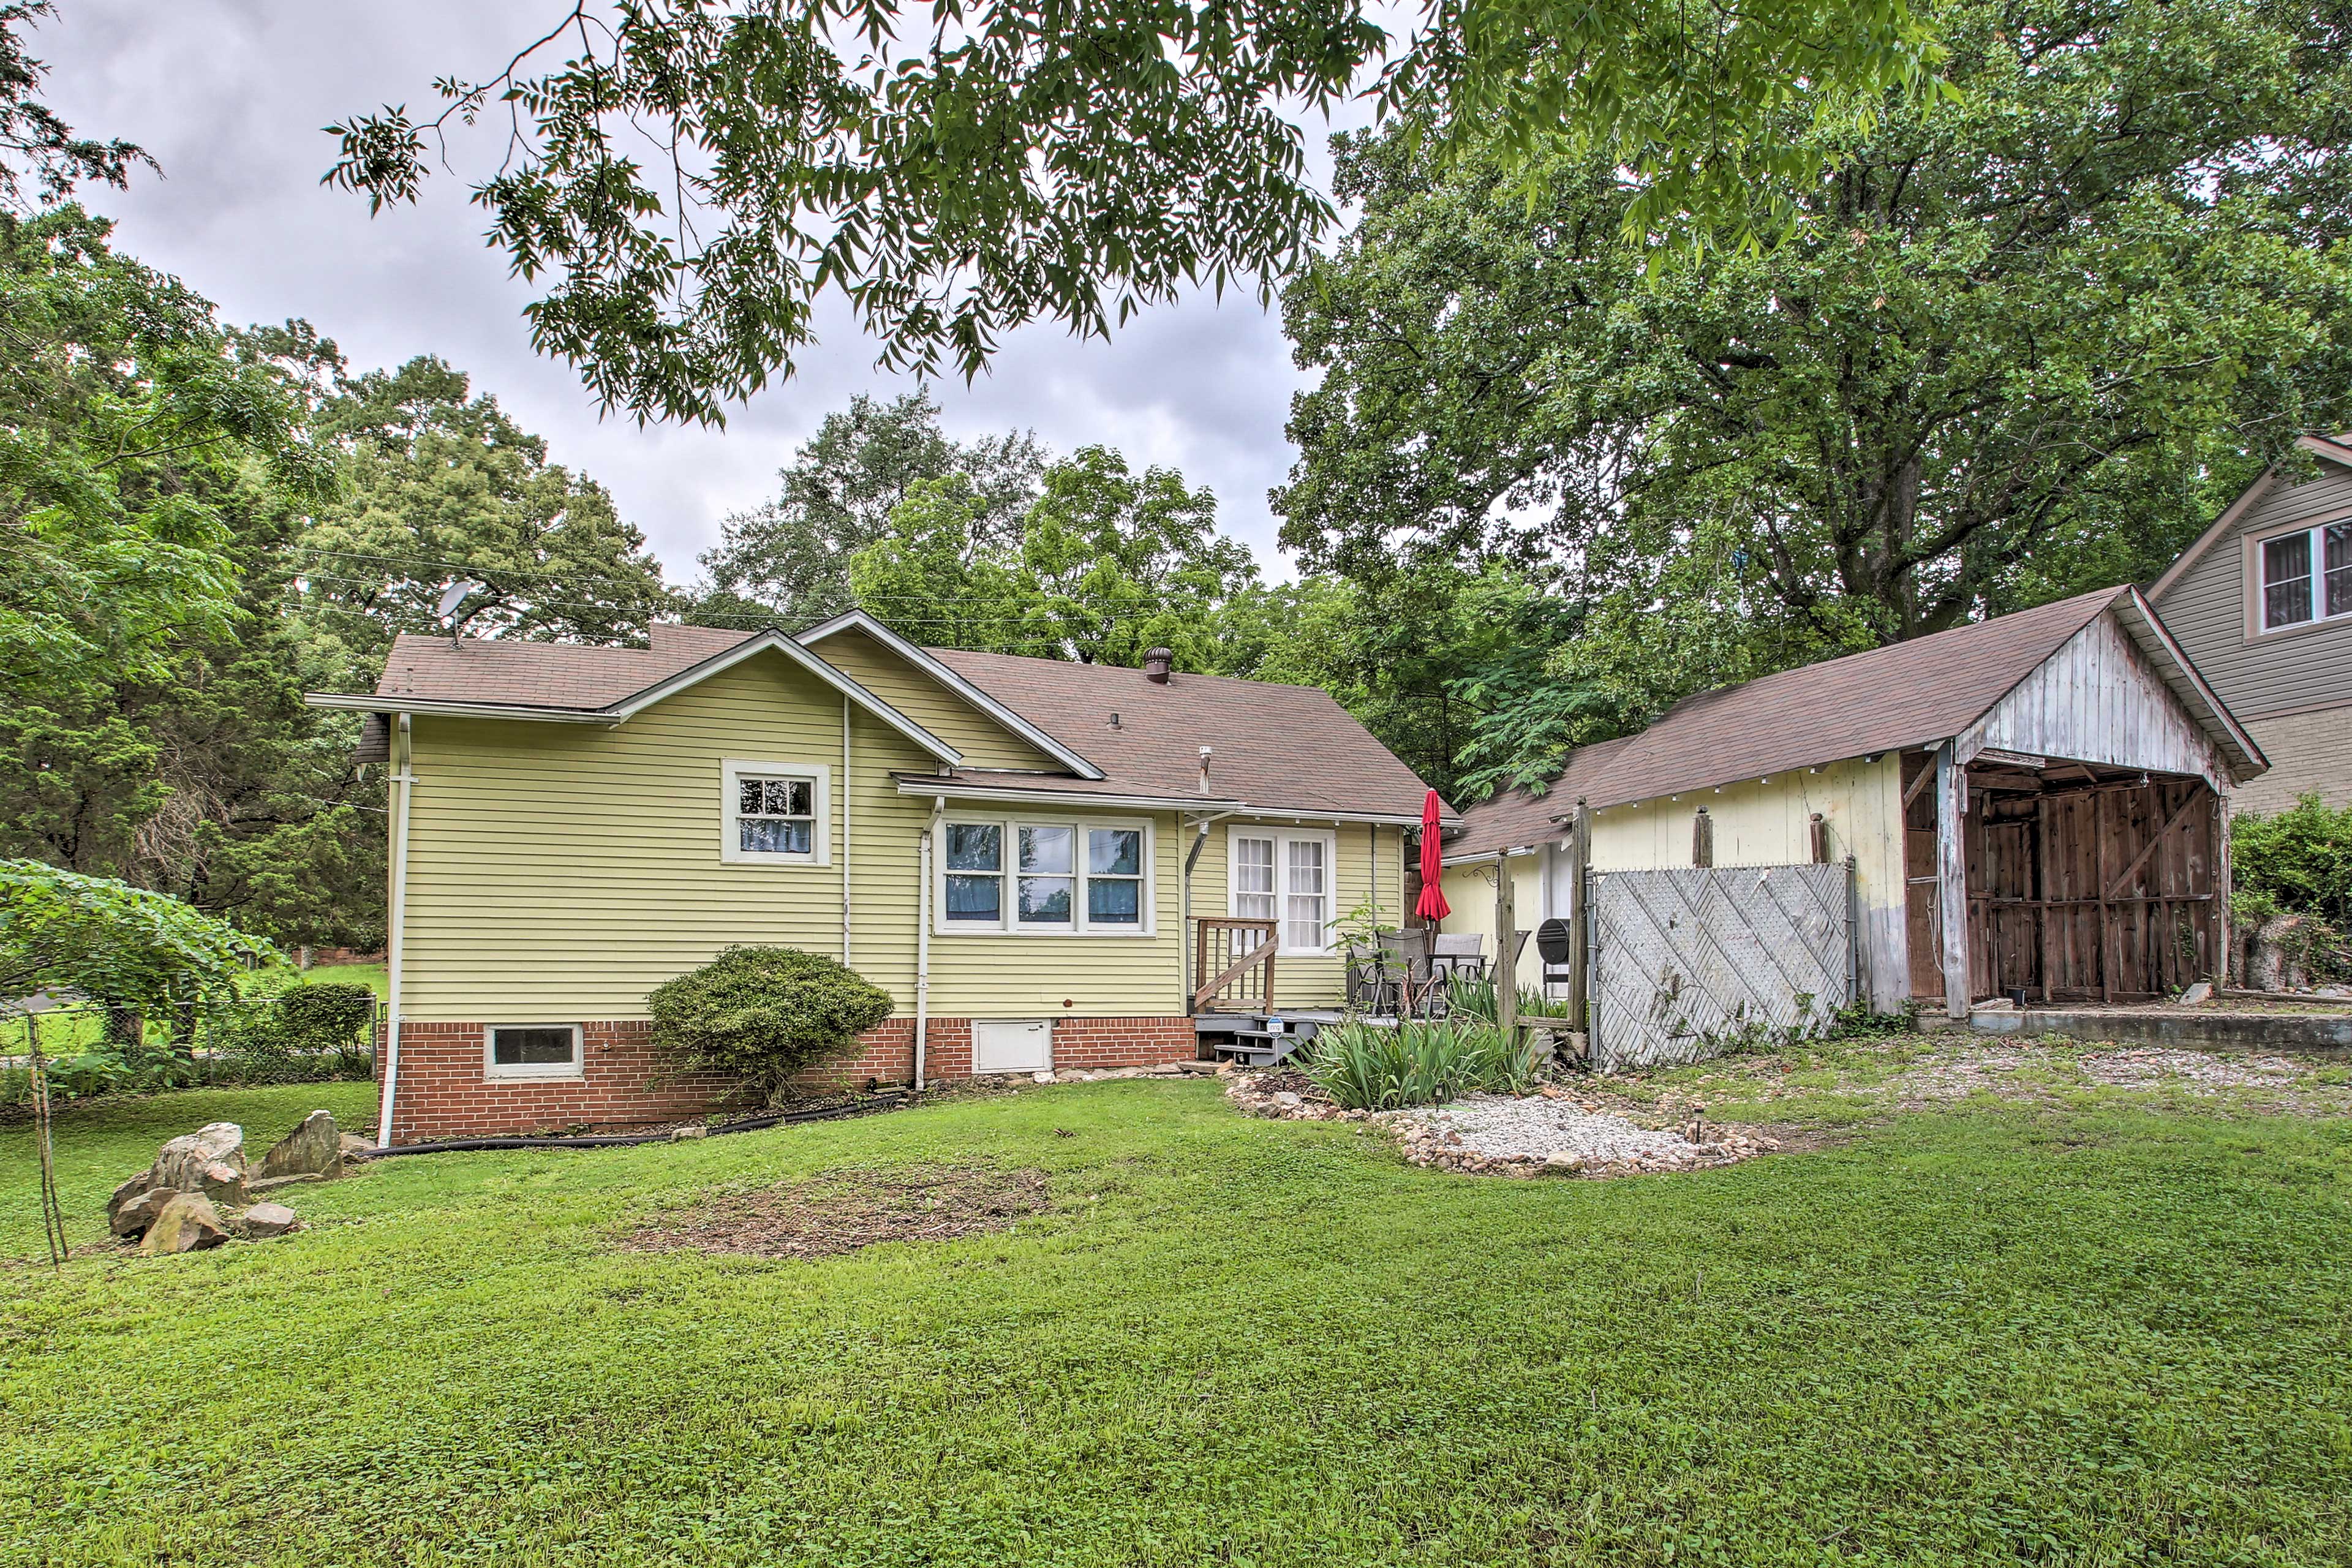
[[1969, 1008, 2352, 1055]]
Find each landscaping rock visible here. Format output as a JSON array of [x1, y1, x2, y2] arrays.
[[152, 1122, 249, 1207], [108, 1185, 177, 1239], [238, 1202, 300, 1238], [257, 1110, 343, 1181], [106, 1170, 154, 1232], [139, 1191, 228, 1254], [2179, 980, 2214, 1006]]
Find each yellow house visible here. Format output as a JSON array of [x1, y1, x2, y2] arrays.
[[312, 612, 1446, 1144], [1436, 588, 2266, 1019]]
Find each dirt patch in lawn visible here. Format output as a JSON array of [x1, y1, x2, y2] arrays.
[[623, 1166, 1050, 1261]]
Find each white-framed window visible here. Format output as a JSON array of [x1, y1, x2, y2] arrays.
[[484, 1023, 582, 1080], [1229, 827, 1338, 955], [720, 759, 830, 866], [936, 815, 1155, 935], [2258, 521, 2352, 631]]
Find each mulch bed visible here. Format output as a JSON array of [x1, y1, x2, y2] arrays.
[[622, 1165, 1051, 1261]]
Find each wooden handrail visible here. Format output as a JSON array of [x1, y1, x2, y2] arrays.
[[1193, 917, 1277, 1012]]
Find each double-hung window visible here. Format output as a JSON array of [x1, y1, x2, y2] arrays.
[[722, 760, 830, 865], [1229, 828, 1336, 955], [2259, 521, 2352, 631], [938, 816, 1153, 934]]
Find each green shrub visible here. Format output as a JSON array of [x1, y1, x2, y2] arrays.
[[279, 983, 377, 1058], [647, 946, 895, 1105], [1305, 1019, 1547, 1111], [2232, 794, 2352, 980]]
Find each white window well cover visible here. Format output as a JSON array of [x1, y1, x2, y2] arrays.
[[722, 760, 830, 865], [485, 1024, 582, 1079]]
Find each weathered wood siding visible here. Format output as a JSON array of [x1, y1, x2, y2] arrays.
[[2152, 463, 2352, 722], [1958, 611, 2231, 790]]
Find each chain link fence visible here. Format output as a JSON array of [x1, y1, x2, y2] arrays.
[[2, 990, 379, 1106]]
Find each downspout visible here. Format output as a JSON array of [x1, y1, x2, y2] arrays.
[[914, 795, 943, 1091], [377, 712, 414, 1150], [842, 695, 852, 968]]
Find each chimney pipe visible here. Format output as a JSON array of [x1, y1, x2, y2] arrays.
[[1144, 647, 1174, 684], [1198, 745, 1213, 795]]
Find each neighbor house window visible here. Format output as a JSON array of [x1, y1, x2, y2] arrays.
[[937, 815, 1153, 935], [1229, 828, 1336, 954], [720, 760, 829, 865], [2260, 522, 2352, 631], [484, 1024, 582, 1080]]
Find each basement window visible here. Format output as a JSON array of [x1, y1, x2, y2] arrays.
[[2260, 522, 2352, 631], [484, 1024, 582, 1080]]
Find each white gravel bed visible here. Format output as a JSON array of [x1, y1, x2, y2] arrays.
[[1390, 1094, 1699, 1166]]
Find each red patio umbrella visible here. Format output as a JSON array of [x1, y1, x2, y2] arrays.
[[1414, 788, 1450, 922]]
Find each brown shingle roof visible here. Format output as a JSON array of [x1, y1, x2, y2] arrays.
[[925, 649, 1446, 820], [1442, 736, 1635, 861], [351, 620, 1443, 820], [1445, 587, 2130, 854], [374, 624, 760, 710]]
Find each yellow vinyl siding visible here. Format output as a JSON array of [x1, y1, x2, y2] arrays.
[[1186, 818, 1408, 1009], [812, 625, 1065, 770], [1437, 854, 1547, 991], [401, 645, 1196, 1022]]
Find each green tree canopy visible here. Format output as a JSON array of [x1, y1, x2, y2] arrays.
[[1278, 0, 2352, 788], [289, 353, 676, 657], [693, 387, 1046, 625], [0, 859, 274, 1011], [322, 0, 1940, 421], [0, 208, 329, 692], [845, 446, 1258, 667], [0, 2, 151, 213]]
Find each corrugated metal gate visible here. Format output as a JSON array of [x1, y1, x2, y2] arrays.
[[1588, 864, 1853, 1070]]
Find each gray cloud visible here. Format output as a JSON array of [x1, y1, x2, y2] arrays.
[[37, 1, 1355, 583]]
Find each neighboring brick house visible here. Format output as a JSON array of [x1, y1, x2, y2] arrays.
[[312, 611, 1448, 1144], [2150, 435, 2352, 816]]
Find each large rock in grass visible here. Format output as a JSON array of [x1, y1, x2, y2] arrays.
[[108, 1184, 178, 1239], [238, 1202, 300, 1239], [153, 1122, 249, 1207], [138, 1191, 228, 1254], [257, 1110, 344, 1182]]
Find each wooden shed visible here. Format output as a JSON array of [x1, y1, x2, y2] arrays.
[[1440, 587, 2268, 1016]]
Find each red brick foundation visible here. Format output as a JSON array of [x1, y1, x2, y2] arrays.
[[375, 1015, 1197, 1144]]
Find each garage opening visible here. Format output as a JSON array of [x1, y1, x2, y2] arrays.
[[1903, 753, 2223, 1006]]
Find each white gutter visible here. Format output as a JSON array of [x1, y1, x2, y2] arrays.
[[913, 796, 943, 1091], [307, 693, 613, 724], [377, 713, 413, 1150]]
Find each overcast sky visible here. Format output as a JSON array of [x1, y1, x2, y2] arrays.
[[36, 2, 1364, 584]]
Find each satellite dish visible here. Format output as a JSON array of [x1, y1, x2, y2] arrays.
[[435, 579, 483, 620]]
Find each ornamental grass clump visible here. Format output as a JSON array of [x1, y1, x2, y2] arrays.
[[1304, 1019, 1547, 1112], [648, 946, 894, 1106]]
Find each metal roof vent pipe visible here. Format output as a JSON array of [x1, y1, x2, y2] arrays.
[[1199, 745, 1213, 795], [1144, 647, 1174, 684]]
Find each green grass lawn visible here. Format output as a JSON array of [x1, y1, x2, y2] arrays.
[[4, 1077, 2350, 1566]]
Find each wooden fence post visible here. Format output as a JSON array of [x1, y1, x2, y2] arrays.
[[1566, 799, 1591, 1035], [1493, 848, 1517, 1036]]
